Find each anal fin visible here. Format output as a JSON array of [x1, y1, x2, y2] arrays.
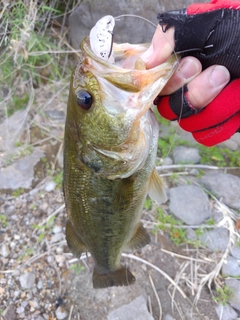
[[127, 223, 150, 250], [66, 219, 86, 258], [93, 266, 135, 289]]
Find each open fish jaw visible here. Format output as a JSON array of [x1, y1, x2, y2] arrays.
[[71, 37, 178, 178]]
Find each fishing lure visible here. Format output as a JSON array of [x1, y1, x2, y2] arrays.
[[89, 15, 115, 64]]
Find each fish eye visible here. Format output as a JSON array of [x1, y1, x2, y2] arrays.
[[76, 90, 93, 110]]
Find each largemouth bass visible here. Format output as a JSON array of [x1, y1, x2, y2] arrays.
[[64, 16, 178, 289]]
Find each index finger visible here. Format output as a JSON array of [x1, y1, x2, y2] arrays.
[[141, 25, 175, 69]]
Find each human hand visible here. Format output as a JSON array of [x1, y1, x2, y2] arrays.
[[141, 0, 240, 146]]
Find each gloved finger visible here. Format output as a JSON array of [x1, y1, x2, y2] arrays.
[[160, 56, 202, 95], [158, 2, 240, 79], [157, 65, 230, 120], [179, 79, 240, 131], [192, 112, 240, 147]]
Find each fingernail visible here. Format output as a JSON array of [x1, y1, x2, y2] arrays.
[[179, 58, 200, 79], [140, 44, 154, 63], [210, 65, 230, 87]]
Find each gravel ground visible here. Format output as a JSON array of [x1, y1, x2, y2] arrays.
[[1, 121, 240, 319]]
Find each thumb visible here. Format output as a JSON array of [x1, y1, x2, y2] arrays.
[[140, 25, 175, 69]]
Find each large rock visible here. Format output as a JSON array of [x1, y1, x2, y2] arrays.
[[68, 0, 205, 50], [201, 173, 240, 209], [0, 110, 29, 152], [169, 185, 211, 225], [107, 295, 154, 320], [215, 303, 238, 320], [225, 279, 240, 312], [222, 256, 240, 277], [173, 146, 200, 164], [0, 148, 44, 190], [199, 228, 229, 252]]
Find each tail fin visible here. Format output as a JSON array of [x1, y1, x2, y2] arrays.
[[92, 266, 135, 289]]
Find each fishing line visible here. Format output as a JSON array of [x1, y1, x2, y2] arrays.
[[113, 13, 188, 160], [114, 14, 157, 28], [153, 25, 183, 160]]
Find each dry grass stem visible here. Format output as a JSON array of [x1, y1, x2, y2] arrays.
[[149, 273, 162, 320], [121, 253, 187, 299], [147, 294, 153, 317], [161, 249, 212, 264], [33, 203, 65, 231], [68, 305, 74, 320]]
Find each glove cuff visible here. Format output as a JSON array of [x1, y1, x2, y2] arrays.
[[156, 85, 196, 120]]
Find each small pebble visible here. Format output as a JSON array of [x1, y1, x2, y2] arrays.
[[2, 258, 9, 265], [56, 306, 68, 320], [29, 300, 39, 309], [14, 290, 21, 298], [10, 241, 16, 249], [56, 247, 64, 254], [6, 205, 14, 213], [53, 225, 62, 234], [51, 233, 64, 243], [45, 181, 57, 192], [16, 306, 25, 314], [40, 202, 48, 211], [55, 255, 66, 264], [19, 272, 36, 289], [189, 168, 199, 176], [10, 214, 18, 221], [21, 300, 28, 308], [37, 279, 43, 290], [0, 244, 10, 258], [162, 157, 173, 165], [47, 255, 54, 264]]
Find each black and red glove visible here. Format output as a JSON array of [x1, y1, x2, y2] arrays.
[[156, 0, 240, 146]]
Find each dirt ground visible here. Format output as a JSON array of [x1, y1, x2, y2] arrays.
[[0, 174, 221, 319]]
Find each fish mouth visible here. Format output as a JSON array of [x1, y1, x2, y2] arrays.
[[81, 37, 179, 117], [73, 37, 179, 179]]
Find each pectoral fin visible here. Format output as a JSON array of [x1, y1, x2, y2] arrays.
[[66, 220, 86, 258], [148, 168, 167, 204], [127, 223, 150, 250]]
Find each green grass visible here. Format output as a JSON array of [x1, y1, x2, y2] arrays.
[[154, 208, 187, 246], [0, 215, 8, 228], [53, 170, 63, 189], [213, 285, 233, 306], [157, 123, 240, 167], [12, 188, 25, 197], [0, 1, 73, 117], [33, 214, 56, 243], [70, 263, 85, 275], [199, 145, 240, 167]]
